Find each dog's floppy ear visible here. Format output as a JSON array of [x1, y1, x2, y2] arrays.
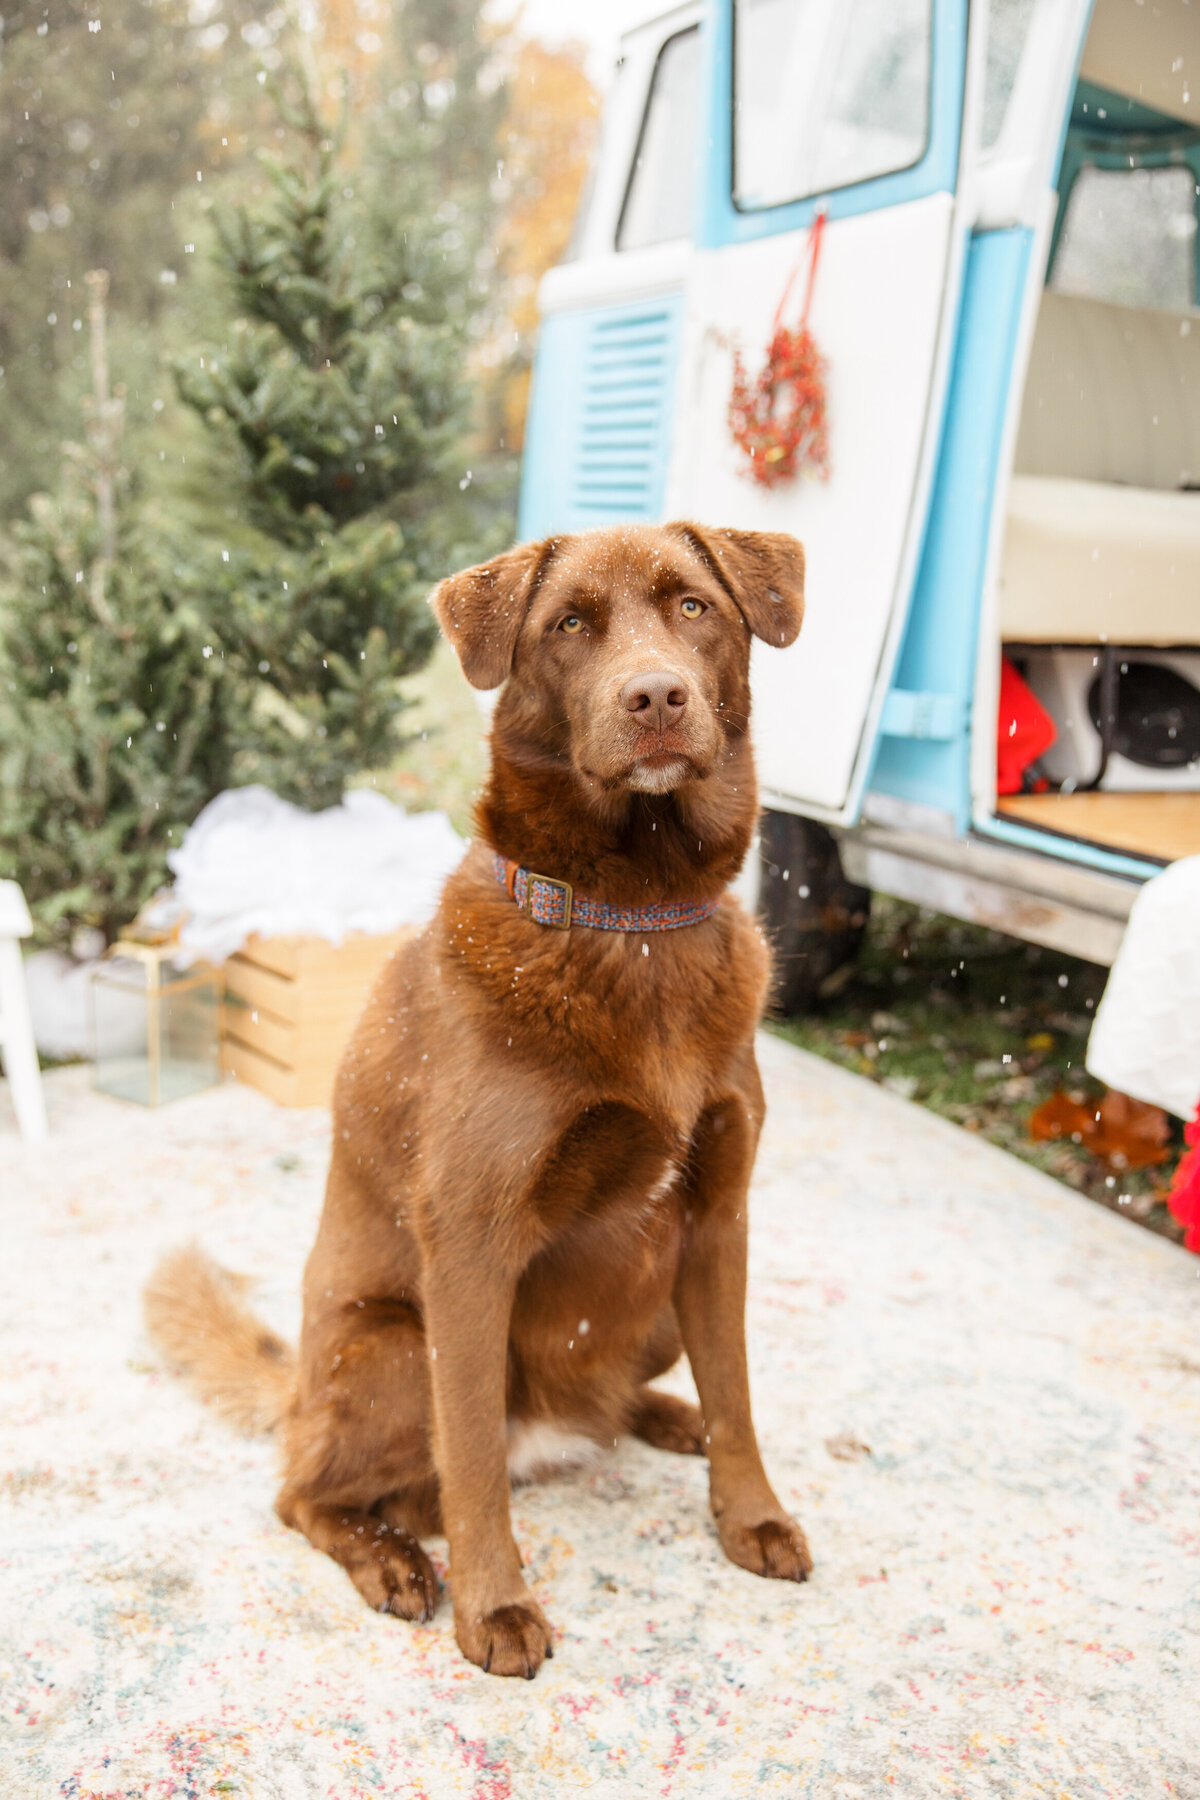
[[430, 537, 561, 689], [667, 522, 805, 648]]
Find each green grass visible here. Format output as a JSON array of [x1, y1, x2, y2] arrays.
[[768, 896, 1185, 1245]]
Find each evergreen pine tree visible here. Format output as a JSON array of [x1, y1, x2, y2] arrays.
[[0, 20, 512, 943], [0, 273, 234, 943], [173, 67, 489, 808]]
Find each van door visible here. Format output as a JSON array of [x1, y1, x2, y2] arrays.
[[673, 0, 973, 820]]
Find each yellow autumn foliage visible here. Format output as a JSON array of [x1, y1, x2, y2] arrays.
[[491, 39, 600, 450]]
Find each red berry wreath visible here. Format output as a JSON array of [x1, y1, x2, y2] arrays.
[[728, 210, 830, 489]]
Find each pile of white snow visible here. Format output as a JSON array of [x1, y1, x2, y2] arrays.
[[167, 785, 466, 964], [24, 951, 100, 1063], [24, 787, 466, 1058]]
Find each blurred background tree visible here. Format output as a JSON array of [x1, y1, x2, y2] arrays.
[[0, 0, 600, 936], [172, 66, 470, 807], [0, 0, 599, 526], [0, 0, 280, 519], [0, 274, 235, 943], [486, 38, 599, 453]]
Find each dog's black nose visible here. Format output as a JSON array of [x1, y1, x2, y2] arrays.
[[620, 670, 688, 731]]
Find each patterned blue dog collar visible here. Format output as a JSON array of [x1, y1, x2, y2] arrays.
[[492, 854, 721, 933]]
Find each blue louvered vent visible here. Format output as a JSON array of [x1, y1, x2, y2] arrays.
[[567, 306, 679, 524], [517, 293, 684, 541]]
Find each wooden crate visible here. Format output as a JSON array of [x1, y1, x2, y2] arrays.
[[220, 929, 414, 1107]]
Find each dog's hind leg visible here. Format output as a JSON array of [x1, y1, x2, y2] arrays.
[[631, 1387, 705, 1455], [628, 1304, 704, 1453], [377, 1477, 442, 1537], [280, 1498, 439, 1620], [277, 1300, 440, 1620], [636, 1303, 685, 1383]]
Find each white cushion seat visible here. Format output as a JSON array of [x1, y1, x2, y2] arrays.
[[999, 290, 1200, 646], [1000, 473, 1200, 644]]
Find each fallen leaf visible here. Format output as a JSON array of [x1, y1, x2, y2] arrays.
[[1029, 1088, 1171, 1169]]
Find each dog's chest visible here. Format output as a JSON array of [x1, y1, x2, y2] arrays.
[[569, 922, 751, 1061], [435, 878, 769, 1146]]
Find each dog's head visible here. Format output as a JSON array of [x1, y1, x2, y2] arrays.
[[431, 523, 804, 795]]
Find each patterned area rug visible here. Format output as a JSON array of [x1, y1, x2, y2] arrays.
[[2, 1035, 1198, 1799]]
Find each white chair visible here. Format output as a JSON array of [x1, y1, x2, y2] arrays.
[[0, 880, 48, 1141]]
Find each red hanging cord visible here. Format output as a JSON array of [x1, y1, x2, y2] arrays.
[[772, 206, 827, 334], [728, 209, 830, 488]]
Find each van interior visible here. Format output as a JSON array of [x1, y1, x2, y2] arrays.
[[995, 0, 1200, 867]]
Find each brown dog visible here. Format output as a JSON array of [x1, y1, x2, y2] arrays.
[[146, 520, 812, 1679]]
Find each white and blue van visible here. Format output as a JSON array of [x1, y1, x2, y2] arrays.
[[518, 0, 1200, 1007]]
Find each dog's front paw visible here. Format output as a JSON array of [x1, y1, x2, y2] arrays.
[[457, 1596, 555, 1679], [719, 1514, 812, 1583]]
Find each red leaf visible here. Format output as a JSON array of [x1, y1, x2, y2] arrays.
[[1029, 1088, 1171, 1169]]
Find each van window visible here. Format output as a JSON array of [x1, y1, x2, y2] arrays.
[[564, 56, 625, 263], [982, 0, 1039, 150], [1051, 165, 1198, 311], [733, 0, 931, 211], [617, 28, 701, 252]]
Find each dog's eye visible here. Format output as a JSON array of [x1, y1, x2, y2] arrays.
[[559, 615, 585, 634], [680, 598, 705, 619]]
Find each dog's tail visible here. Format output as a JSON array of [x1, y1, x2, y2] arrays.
[[143, 1245, 296, 1434]]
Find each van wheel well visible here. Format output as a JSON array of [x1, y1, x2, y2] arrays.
[[758, 810, 871, 1015]]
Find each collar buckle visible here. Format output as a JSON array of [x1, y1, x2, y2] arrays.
[[521, 871, 573, 930]]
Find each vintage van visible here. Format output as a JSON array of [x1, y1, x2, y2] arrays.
[[518, 0, 1200, 1009]]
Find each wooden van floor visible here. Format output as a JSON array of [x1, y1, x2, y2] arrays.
[[997, 790, 1200, 864]]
